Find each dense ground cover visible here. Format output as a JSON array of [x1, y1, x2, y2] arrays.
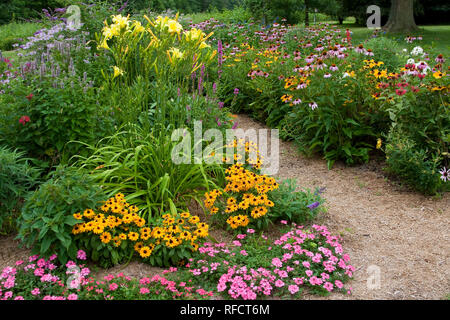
[[0, 2, 448, 300]]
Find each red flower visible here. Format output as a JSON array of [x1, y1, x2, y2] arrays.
[[26, 93, 33, 101], [396, 82, 409, 88], [395, 88, 407, 96], [19, 116, 30, 125]]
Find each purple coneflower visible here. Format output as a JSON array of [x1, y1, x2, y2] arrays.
[[309, 102, 318, 110], [439, 167, 449, 182]]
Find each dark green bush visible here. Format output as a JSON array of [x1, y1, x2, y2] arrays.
[[268, 179, 325, 223], [384, 128, 448, 195], [0, 0, 67, 25], [17, 166, 107, 263], [364, 37, 402, 71], [0, 74, 112, 168], [0, 146, 41, 234], [383, 87, 449, 195]]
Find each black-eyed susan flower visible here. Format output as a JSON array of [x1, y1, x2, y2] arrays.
[[100, 232, 112, 244], [139, 246, 152, 258]]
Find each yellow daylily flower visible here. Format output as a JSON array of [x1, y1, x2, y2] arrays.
[[168, 19, 183, 34], [111, 14, 130, 29], [113, 66, 124, 78]]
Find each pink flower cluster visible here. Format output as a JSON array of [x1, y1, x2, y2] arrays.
[[217, 266, 274, 299], [0, 252, 89, 300], [83, 273, 214, 300], [185, 224, 354, 299]]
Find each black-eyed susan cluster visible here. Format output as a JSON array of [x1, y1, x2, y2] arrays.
[[148, 212, 209, 253], [222, 138, 263, 170], [204, 162, 278, 230], [72, 194, 209, 267]]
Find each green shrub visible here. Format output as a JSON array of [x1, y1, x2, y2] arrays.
[[384, 128, 448, 195], [268, 179, 325, 223], [282, 60, 378, 168], [364, 37, 402, 70], [17, 165, 107, 264], [0, 74, 112, 167], [381, 74, 449, 195], [0, 146, 41, 234], [0, 0, 67, 24], [74, 125, 224, 221]]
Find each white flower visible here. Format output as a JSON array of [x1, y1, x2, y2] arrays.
[[407, 58, 415, 64], [410, 46, 423, 56]]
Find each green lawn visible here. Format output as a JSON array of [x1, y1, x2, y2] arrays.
[[0, 21, 43, 51], [334, 23, 450, 56]]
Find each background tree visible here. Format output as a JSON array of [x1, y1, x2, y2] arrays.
[[383, 0, 418, 32]]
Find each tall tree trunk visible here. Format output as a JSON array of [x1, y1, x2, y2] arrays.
[[383, 0, 418, 33], [305, 0, 309, 26]]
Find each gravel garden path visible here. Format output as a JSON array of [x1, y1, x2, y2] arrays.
[[236, 114, 450, 300], [1, 114, 448, 300]]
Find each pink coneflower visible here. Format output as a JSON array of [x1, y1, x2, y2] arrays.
[[296, 82, 307, 89], [330, 64, 338, 71], [292, 98, 302, 105], [364, 49, 374, 56], [309, 102, 318, 110], [355, 44, 364, 53], [324, 72, 332, 78], [305, 55, 315, 63], [435, 54, 445, 63], [439, 167, 449, 182]]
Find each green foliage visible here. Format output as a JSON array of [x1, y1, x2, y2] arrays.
[[243, 0, 302, 24], [17, 166, 107, 264], [0, 74, 112, 167], [268, 179, 324, 223], [0, 147, 41, 234], [74, 125, 223, 221], [77, 274, 212, 300], [383, 89, 449, 194], [384, 128, 448, 195], [0, 0, 67, 25], [364, 37, 402, 70], [127, 0, 243, 13]]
